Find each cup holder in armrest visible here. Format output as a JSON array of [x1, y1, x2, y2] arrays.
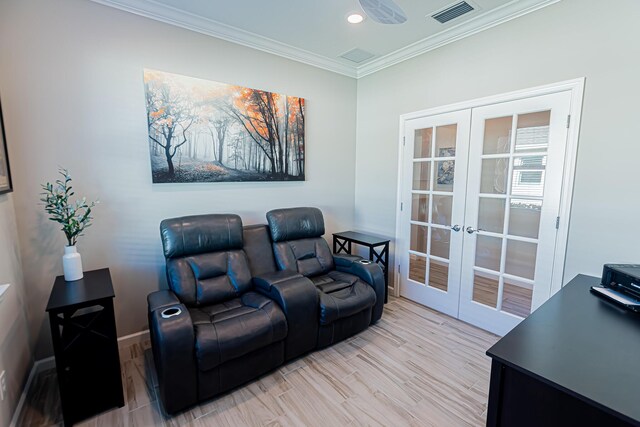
[[357, 260, 372, 265], [161, 306, 182, 319]]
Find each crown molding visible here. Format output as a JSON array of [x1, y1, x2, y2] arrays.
[[356, 0, 561, 78], [89, 0, 358, 78], [90, 0, 560, 80]]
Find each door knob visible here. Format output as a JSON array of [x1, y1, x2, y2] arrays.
[[451, 225, 461, 232], [466, 226, 482, 234]]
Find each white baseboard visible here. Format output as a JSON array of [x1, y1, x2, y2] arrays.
[[117, 329, 150, 347], [9, 330, 151, 426]]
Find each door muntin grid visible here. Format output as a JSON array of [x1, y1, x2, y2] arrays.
[[409, 123, 458, 293]]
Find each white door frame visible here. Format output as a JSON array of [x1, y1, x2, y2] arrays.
[[394, 78, 585, 299]]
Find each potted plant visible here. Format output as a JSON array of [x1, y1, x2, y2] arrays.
[[40, 168, 97, 281]]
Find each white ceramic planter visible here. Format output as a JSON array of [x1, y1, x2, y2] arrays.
[[63, 245, 84, 282]]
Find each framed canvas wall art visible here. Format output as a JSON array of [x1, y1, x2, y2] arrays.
[[144, 69, 305, 183]]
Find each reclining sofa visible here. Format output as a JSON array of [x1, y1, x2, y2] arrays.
[[147, 207, 385, 414]]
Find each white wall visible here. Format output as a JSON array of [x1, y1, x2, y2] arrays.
[[0, 0, 357, 358], [355, 0, 640, 289], [0, 195, 32, 427]]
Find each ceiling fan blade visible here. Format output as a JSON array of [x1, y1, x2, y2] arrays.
[[358, 0, 407, 24]]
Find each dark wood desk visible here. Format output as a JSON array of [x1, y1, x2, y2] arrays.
[[332, 231, 390, 303], [46, 268, 124, 426], [487, 274, 640, 427]]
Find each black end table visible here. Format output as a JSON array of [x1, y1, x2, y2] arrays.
[[46, 268, 124, 426], [332, 231, 390, 303]]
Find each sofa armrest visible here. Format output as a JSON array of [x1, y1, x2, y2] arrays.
[[334, 256, 385, 324], [333, 253, 362, 268], [253, 270, 304, 291], [253, 271, 319, 360], [148, 289, 181, 311], [147, 290, 198, 414]]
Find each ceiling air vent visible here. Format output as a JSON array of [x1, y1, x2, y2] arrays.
[[432, 1, 475, 24], [340, 48, 375, 64]]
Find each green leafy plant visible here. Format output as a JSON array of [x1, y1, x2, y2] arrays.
[[40, 168, 97, 247]]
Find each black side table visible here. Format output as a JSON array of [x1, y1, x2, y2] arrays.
[[332, 231, 390, 303], [46, 268, 124, 426]]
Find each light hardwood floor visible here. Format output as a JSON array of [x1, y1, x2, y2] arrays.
[[17, 297, 499, 427]]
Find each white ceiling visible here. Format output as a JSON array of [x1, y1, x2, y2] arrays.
[[91, 0, 559, 77]]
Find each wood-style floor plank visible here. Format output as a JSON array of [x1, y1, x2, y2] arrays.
[[17, 297, 498, 427]]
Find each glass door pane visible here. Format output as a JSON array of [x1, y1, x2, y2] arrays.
[[408, 123, 459, 293]]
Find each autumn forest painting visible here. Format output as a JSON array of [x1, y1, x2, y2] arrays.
[[144, 69, 305, 183]]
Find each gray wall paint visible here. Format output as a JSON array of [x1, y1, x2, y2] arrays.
[[355, 0, 640, 289], [0, 195, 32, 427], [0, 0, 357, 359]]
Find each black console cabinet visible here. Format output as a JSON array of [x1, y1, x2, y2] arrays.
[[46, 268, 124, 426], [487, 275, 640, 427]]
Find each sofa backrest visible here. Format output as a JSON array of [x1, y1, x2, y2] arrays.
[[242, 224, 278, 277], [160, 214, 252, 307], [266, 207, 335, 277]]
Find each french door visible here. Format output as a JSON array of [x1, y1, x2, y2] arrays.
[[399, 89, 573, 335], [401, 110, 470, 317]]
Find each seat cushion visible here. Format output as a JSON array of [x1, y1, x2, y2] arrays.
[[272, 238, 335, 277], [311, 271, 377, 325], [190, 292, 287, 371], [166, 249, 253, 307]]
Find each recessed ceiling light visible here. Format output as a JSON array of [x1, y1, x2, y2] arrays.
[[347, 13, 365, 24]]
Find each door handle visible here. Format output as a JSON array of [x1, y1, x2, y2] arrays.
[[466, 226, 484, 234], [451, 225, 461, 232]]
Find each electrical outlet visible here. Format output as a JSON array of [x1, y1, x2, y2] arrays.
[[0, 370, 6, 401]]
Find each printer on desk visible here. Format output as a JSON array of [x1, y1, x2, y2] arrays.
[[602, 264, 640, 297], [591, 264, 640, 311]]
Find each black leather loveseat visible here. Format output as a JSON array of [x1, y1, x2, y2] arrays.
[[147, 207, 385, 414]]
